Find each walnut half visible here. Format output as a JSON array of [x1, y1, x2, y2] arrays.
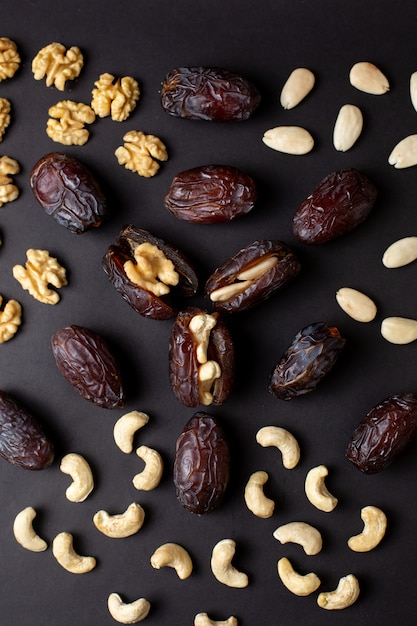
[[0, 295, 22, 343], [13, 249, 68, 305], [32, 42, 83, 91], [47, 100, 96, 145], [0, 98, 11, 142], [91, 73, 140, 121], [0, 155, 19, 207], [115, 130, 168, 177], [0, 38, 20, 81]]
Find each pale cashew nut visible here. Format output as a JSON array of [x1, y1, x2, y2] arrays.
[[256, 426, 300, 469], [277, 557, 321, 596], [273, 521, 322, 555], [93, 503, 145, 538], [107, 593, 150, 624], [305, 465, 338, 512], [194, 613, 238, 626], [13, 506, 48, 552], [347, 505, 387, 552], [150, 542, 193, 579], [52, 532, 96, 574], [132, 446, 163, 491], [114, 411, 149, 454], [244, 470, 275, 518], [210, 539, 249, 588], [317, 574, 360, 610], [60, 453, 94, 502]]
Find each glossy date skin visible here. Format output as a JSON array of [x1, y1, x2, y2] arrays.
[[293, 168, 377, 244], [269, 322, 346, 400], [30, 152, 108, 234], [161, 66, 261, 122], [164, 164, 257, 223], [51, 325, 125, 409], [102, 225, 198, 320], [0, 391, 54, 470], [346, 393, 417, 474], [173, 412, 230, 514]]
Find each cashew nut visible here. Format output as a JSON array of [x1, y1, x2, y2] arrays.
[[93, 503, 145, 538], [210, 539, 249, 588], [13, 506, 48, 552], [52, 532, 96, 574], [277, 557, 321, 596], [132, 445, 163, 491], [114, 410, 149, 454], [107, 593, 151, 624], [194, 614, 238, 626], [348, 505, 387, 552], [244, 470, 275, 518], [304, 465, 338, 512], [273, 521, 322, 555], [60, 453, 94, 503], [256, 426, 300, 469], [150, 542, 193, 579], [317, 574, 360, 610]]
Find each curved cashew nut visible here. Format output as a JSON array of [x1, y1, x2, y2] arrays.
[[317, 574, 360, 610], [273, 521, 322, 555], [305, 465, 338, 512], [93, 502, 145, 538], [13, 506, 48, 552], [52, 532, 96, 574], [277, 557, 321, 596], [194, 614, 238, 626], [114, 410, 149, 454], [348, 505, 387, 552], [107, 593, 151, 624], [256, 426, 300, 469], [244, 470, 275, 518], [210, 539, 249, 588], [60, 453, 94, 502], [133, 445, 163, 491], [150, 542, 193, 579]]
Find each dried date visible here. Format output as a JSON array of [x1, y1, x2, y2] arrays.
[[173, 412, 230, 514], [346, 393, 417, 473], [269, 322, 346, 400], [164, 164, 257, 223], [293, 168, 377, 244], [160, 66, 261, 122], [30, 152, 108, 234], [0, 391, 54, 470], [51, 325, 125, 408]]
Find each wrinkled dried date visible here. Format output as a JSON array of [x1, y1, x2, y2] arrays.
[[293, 168, 377, 244], [169, 307, 235, 407], [173, 412, 230, 514], [164, 164, 257, 224], [269, 322, 346, 400], [160, 66, 261, 122], [0, 391, 54, 470], [205, 239, 301, 313], [30, 152, 108, 234], [346, 393, 417, 473], [51, 325, 125, 408], [102, 225, 198, 320]]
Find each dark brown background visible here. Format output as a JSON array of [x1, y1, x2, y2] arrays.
[[1, 1, 417, 624]]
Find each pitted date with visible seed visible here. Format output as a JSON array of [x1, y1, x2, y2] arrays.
[[30, 152, 108, 234], [0, 391, 54, 470], [346, 393, 417, 474], [205, 239, 301, 313], [174, 412, 230, 514], [164, 164, 257, 223], [160, 66, 261, 122], [293, 168, 377, 244], [269, 322, 346, 400], [51, 325, 125, 408]]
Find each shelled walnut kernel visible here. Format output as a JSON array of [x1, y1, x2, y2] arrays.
[[46, 101, 95, 145], [91, 73, 140, 121], [115, 130, 168, 177], [32, 42, 83, 90], [0, 38, 20, 81]]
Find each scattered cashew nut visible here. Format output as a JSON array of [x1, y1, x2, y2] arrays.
[[13, 506, 48, 552], [114, 410, 149, 453], [132, 445, 163, 491], [93, 502, 145, 538], [273, 521, 323, 555], [52, 531, 96, 574], [194, 614, 238, 626], [60, 453, 94, 502], [305, 465, 338, 512], [244, 470, 275, 518], [107, 593, 151, 624], [277, 557, 321, 596], [317, 574, 360, 610], [256, 426, 300, 469], [210, 539, 249, 588], [150, 542, 193, 579], [347, 505, 387, 552]]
